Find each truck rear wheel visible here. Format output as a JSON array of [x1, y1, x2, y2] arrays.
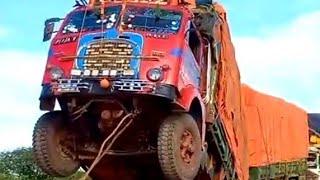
[[32, 111, 80, 177], [158, 113, 202, 180]]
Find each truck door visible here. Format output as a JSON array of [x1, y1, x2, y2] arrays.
[[187, 22, 210, 98], [187, 22, 204, 66]]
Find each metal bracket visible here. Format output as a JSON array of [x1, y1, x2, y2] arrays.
[[208, 116, 238, 180]]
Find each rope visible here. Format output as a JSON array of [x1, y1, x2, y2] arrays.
[[97, 113, 132, 157], [99, 0, 106, 48], [118, 0, 127, 32], [76, 5, 89, 53], [256, 107, 271, 177], [143, 0, 151, 31], [80, 113, 133, 180], [310, 128, 320, 137]]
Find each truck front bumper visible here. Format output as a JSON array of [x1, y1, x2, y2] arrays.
[[40, 79, 177, 101]]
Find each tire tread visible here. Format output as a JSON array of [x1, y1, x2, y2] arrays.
[[32, 111, 78, 177]]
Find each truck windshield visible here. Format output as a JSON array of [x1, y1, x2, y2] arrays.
[[62, 5, 121, 34], [122, 6, 182, 34]]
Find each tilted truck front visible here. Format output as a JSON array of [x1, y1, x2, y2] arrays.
[[33, 0, 251, 179]]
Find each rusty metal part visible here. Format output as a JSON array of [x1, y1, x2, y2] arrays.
[[69, 99, 128, 121], [57, 128, 78, 161], [112, 110, 124, 119], [78, 149, 156, 159], [99, 109, 126, 132], [81, 112, 138, 179], [59, 140, 77, 160], [180, 130, 195, 164], [101, 110, 112, 120], [103, 148, 157, 156], [78, 155, 97, 160]]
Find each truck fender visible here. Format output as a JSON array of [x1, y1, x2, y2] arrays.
[[177, 85, 206, 144]]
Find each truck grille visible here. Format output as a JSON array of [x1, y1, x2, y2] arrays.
[[83, 41, 135, 76]]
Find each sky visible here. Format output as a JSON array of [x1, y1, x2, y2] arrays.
[[0, 0, 319, 150]]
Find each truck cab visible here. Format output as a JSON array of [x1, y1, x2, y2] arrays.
[[34, 0, 220, 179]]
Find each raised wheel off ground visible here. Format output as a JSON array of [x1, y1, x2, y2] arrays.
[[158, 113, 202, 180], [32, 111, 80, 177]]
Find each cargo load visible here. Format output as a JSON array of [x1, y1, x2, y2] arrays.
[[211, 4, 249, 179], [241, 84, 309, 179]]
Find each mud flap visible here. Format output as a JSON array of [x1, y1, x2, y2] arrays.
[[40, 97, 55, 111]]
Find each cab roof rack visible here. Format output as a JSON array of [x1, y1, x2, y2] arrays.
[[88, 0, 176, 6]]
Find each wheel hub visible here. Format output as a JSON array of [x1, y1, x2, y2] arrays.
[[180, 130, 194, 164], [57, 132, 75, 160]]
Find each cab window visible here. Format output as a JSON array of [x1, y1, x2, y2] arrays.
[[188, 22, 203, 64], [122, 6, 182, 34], [61, 5, 121, 34]]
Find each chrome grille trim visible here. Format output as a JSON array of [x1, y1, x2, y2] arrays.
[[83, 41, 134, 76], [52, 79, 90, 93], [113, 79, 156, 92], [52, 79, 155, 93]]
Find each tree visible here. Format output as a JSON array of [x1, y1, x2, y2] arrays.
[[0, 147, 86, 180], [0, 147, 49, 180]]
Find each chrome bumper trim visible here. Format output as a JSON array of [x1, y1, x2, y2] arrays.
[[52, 79, 155, 93], [113, 79, 155, 92], [52, 79, 91, 93]]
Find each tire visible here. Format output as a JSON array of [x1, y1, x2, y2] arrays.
[[32, 111, 80, 177], [158, 113, 202, 180]]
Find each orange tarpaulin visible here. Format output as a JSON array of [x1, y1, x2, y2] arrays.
[[241, 84, 309, 167], [213, 3, 249, 180], [213, 4, 308, 177]]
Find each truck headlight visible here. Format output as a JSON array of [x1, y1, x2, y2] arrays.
[[50, 67, 64, 80], [147, 68, 163, 82]]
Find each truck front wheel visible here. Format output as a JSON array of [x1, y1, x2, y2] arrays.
[[158, 113, 202, 180], [32, 111, 80, 177]]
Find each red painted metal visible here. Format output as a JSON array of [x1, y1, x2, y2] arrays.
[[42, 2, 201, 113]]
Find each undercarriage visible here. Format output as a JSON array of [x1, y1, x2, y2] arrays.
[[66, 96, 168, 160], [34, 94, 216, 179]]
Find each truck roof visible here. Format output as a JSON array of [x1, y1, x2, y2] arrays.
[[88, 0, 196, 7], [73, 1, 192, 16]]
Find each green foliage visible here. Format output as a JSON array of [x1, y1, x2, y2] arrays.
[[0, 147, 86, 180], [0, 147, 49, 180]]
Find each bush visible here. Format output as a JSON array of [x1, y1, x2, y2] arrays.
[[0, 147, 86, 180]]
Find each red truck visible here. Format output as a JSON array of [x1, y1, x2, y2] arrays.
[[32, 0, 309, 179]]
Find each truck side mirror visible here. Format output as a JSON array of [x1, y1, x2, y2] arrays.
[[43, 18, 63, 42]]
